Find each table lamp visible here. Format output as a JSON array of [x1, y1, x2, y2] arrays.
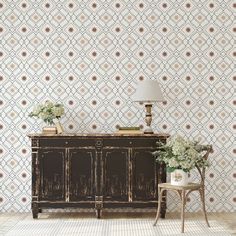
[[132, 79, 165, 134]]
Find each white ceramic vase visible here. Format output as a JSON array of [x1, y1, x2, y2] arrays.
[[55, 121, 64, 134], [170, 169, 189, 186]]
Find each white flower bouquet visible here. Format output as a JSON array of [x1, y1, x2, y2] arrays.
[[29, 101, 65, 125], [152, 135, 209, 173]]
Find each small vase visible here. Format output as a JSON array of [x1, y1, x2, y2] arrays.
[[55, 121, 64, 134], [170, 169, 189, 186]]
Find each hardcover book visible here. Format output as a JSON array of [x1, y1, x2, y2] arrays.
[[118, 126, 140, 130]]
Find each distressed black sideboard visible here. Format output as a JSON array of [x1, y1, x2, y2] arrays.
[[28, 133, 169, 218]]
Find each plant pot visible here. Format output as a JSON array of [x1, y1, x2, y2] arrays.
[[170, 169, 189, 186], [55, 121, 64, 134]]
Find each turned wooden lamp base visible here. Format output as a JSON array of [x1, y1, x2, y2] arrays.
[[144, 104, 154, 134]]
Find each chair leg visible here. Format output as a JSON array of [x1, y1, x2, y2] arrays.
[[153, 188, 164, 226], [181, 190, 186, 233], [199, 188, 210, 227]]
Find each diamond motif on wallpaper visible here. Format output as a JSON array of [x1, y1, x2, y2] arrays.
[[0, 0, 235, 213]]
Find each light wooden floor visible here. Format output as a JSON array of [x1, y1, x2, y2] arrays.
[[0, 211, 235, 235], [168, 212, 236, 235]]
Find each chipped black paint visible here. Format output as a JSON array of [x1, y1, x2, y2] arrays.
[[28, 133, 169, 218]]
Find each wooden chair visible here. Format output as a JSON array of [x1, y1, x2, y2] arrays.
[[153, 145, 212, 233]]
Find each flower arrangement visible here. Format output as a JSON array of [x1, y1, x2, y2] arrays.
[[29, 101, 65, 125], [152, 135, 209, 173]]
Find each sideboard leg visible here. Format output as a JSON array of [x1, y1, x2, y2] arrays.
[[95, 196, 103, 219], [32, 208, 39, 219], [160, 211, 166, 219], [160, 194, 166, 219], [96, 209, 102, 219], [32, 202, 39, 219]]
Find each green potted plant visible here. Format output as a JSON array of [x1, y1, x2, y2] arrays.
[[29, 101, 65, 134], [152, 135, 209, 185]]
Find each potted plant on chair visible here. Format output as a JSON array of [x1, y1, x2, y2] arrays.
[[152, 135, 210, 185], [152, 136, 212, 233]]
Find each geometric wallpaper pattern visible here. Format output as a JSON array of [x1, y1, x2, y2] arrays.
[[0, 0, 235, 213]]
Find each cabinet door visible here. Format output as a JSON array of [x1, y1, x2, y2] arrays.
[[69, 148, 95, 201], [102, 148, 129, 201], [132, 148, 157, 201], [39, 149, 65, 201]]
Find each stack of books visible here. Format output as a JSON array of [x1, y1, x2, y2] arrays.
[[116, 127, 143, 134], [42, 127, 57, 135]]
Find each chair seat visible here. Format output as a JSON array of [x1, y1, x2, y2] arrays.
[[158, 182, 202, 190]]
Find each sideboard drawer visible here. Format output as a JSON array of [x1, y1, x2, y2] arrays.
[[39, 138, 96, 147], [103, 137, 158, 147], [33, 136, 167, 148]]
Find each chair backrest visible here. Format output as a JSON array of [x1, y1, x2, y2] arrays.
[[195, 145, 213, 186]]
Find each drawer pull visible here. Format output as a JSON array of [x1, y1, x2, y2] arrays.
[[65, 141, 68, 145]]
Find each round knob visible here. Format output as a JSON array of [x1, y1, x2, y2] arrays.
[[65, 141, 68, 144], [129, 142, 132, 144]]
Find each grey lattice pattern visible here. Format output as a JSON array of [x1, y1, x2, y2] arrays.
[[0, 0, 235, 213]]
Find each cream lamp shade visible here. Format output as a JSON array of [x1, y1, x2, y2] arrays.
[[132, 79, 165, 134], [132, 79, 165, 102]]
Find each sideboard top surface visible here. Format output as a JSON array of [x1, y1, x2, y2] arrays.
[[28, 133, 170, 139]]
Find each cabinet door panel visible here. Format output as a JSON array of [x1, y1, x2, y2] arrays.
[[132, 148, 157, 201], [69, 149, 95, 201], [102, 148, 129, 201], [39, 149, 65, 201]]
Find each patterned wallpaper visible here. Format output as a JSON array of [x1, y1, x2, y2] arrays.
[[0, 0, 235, 213]]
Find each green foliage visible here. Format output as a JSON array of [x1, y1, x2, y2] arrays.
[[153, 135, 210, 173], [29, 101, 65, 125]]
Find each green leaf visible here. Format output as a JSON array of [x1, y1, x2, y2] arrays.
[[166, 167, 176, 173]]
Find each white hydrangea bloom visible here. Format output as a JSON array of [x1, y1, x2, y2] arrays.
[[32, 105, 42, 116], [29, 101, 65, 125], [168, 158, 179, 167], [153, 135, 210, 173], [52, 106, 64, 117], [45, 101, 54, 108]]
